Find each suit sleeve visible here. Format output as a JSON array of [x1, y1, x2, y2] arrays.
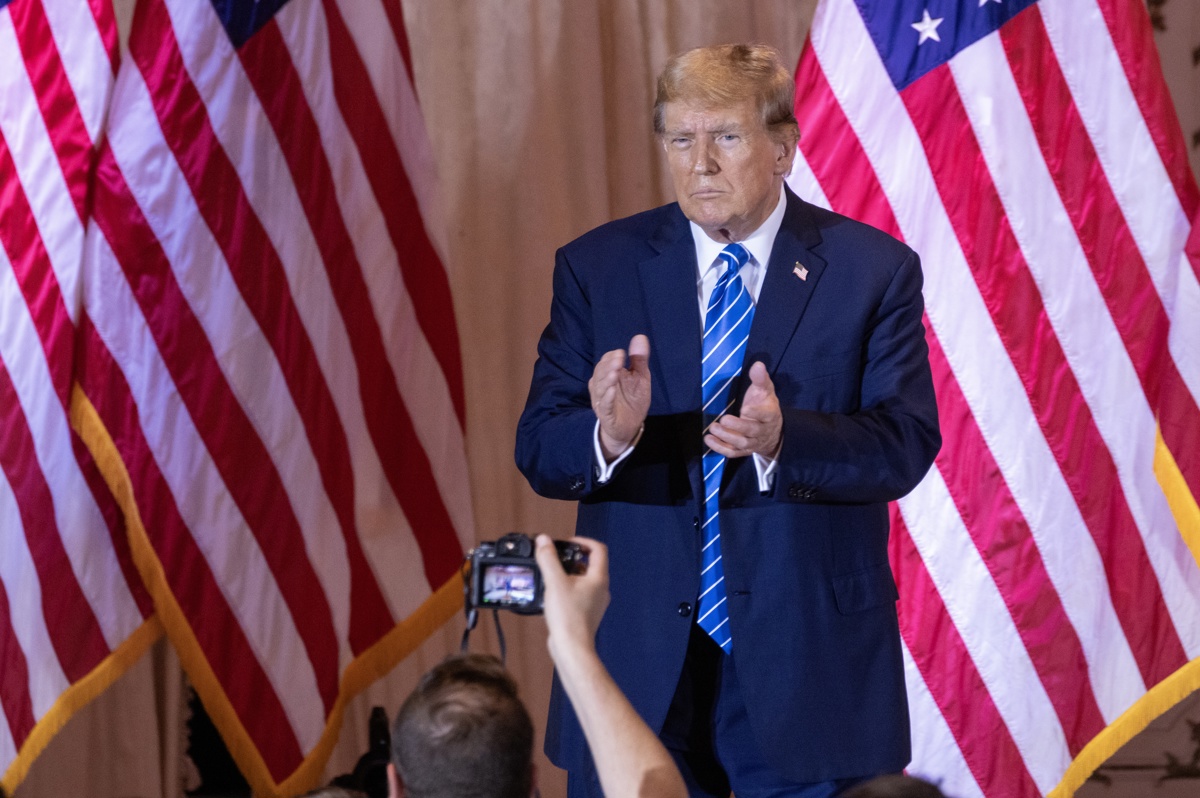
[[515, 247, 607, 500], [772, 249, 941, 504]]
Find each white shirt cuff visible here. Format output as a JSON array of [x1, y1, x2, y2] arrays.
[[593, 421, 643, 483], [752, 452, 777, 493]]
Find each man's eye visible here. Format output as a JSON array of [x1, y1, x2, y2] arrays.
[[718, 134, 740, 143], [671, 137, 692, 147]]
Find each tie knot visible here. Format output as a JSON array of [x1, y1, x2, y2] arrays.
[[718, 243, 750, 276]]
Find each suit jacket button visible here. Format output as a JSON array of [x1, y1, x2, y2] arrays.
[[569, 476, 584, 492], [677, 602, 692, 617], [693, 516, 700, 530], [788, 485, 802, 499]]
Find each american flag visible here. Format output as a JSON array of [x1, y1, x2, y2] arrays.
[[1, 0, 473, 793], [0, 0, 158, 789], [789, 1, 1200, 796]]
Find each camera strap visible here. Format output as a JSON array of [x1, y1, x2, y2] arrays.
[[460, 558, 509, 663], [459, 608, 507, 663]]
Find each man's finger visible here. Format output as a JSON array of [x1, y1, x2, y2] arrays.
[[627, 334, 651, 374], [713, 415, 756, 435], [741, 361, 780, 426], [709, 415, 752, 439], [597, 348, 628, 372], [590, 351, 624, 389], [748, 360, 772, 387], [590, 368, 615, 393], [743, 362, 776, 405], [706, 422, 750, 453], [704, 434, 741, 458]]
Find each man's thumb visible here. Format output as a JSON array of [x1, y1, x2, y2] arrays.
[[749, 361, 771, 386], [628, 334, 651, 372]]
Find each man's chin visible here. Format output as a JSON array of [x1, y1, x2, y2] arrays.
[[680, 204, 732, 230]]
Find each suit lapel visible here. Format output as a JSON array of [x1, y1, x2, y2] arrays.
[[637, 211, 702, 413], [743, 189, 827, 386]]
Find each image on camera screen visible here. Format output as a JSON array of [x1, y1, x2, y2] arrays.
[[481, 564, 536, 605]]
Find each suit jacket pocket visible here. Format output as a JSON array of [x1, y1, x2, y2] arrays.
[[775, 346, 863, 412], [832, 562, 899, 615]]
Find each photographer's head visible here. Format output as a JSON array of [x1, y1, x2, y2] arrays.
[[387, 654, 534, 798]]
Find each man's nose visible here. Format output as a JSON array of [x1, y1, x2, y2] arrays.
[[690, 139, 718, 174]]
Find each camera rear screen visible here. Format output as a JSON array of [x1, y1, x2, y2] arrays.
[[481, 563, 536, 606]]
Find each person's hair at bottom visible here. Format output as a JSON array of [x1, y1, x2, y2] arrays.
[[842, 774, 948, 798], [390, 653, 533, 798]]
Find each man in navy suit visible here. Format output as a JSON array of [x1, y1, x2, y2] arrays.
[[516, 44, 940, 797]]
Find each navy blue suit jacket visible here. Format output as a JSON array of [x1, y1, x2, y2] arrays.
[[515, 187, 941, 781]]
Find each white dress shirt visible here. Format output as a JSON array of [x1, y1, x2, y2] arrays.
[[594, 185, 788, 491]]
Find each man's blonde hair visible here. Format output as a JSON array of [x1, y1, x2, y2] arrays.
[[653, 43, 799, 142]]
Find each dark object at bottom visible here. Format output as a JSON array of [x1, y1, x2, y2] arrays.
[[331, 706, 391, 798], [186, 691, 250, 797]]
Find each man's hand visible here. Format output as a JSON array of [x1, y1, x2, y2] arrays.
[[704, 361, 782, 459], [536, 534, 609, 661], [589, 335, 651, 460]]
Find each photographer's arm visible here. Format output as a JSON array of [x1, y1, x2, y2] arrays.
[[535, 536, 687, 798]]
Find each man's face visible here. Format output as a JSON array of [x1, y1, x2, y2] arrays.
[[661, 98, 795, 243]]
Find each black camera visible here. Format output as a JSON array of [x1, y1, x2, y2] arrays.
[[465, 533, 587, 615]]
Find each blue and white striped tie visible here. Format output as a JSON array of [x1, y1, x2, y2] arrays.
[[697, 242, 755, 653]]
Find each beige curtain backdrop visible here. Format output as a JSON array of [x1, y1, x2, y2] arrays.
[[14, 2, 1198, 797]]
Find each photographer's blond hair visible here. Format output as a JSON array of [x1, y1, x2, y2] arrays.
[[391, 654, 532, 798]]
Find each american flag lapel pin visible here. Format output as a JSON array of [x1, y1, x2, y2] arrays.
[[793, 262, 809, 281]]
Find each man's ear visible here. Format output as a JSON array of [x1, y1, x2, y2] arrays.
[[387, 762, 405, 798], [774, 132, 799, 176]]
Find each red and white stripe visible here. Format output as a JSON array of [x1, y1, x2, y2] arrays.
[[77, 0, 473, 790], [790, 0, 1200, 795], [0, 0, 153, 790]]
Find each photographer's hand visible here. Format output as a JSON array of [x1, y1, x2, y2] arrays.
[[535, 535, 608, 662], [535, 534, 686, 798]]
